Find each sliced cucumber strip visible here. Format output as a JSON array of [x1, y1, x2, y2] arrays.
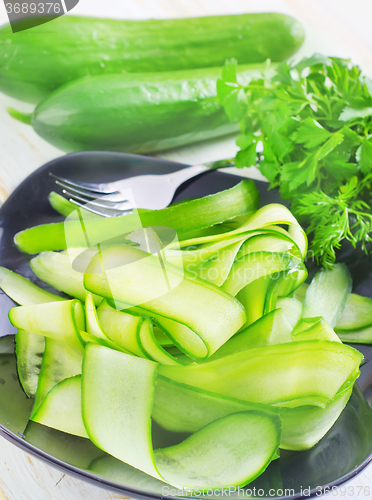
[[0, 267, 65, 399], [9, 299, 85, 352], [153, 326, 173, 346], [293, 282, 309, 303], [96, 300, 142, 356], [30, 251, 101, 305], [82, 344, 161, 481], [82, 344, 280, 488], [15, 180, 259, 253], [154, 316, 210, 361], [154, 411, 280, 488], [33, 338, 83, 415], [237, 276, 270, 328], [223, 251, 304, 297], [159, 340, 362, 408], [153, 375, 353, 451], [263, 267, 305, 315], [79, 330, 133, 354], [85, 292, 109, 341], [238, 231, 295, 256], [237, 204, 308, 260], [279, 386, 353, 450], [276, 297, 302, 329], [137, 319, 184, 365], [85, 245, 246, 361], [175, 232, 256, 270], [205, 309, 293, 362], [292, 317, 341, 343], [0, 266, 64, 305], [198, 240, 244, 286], [31, 375, 88, 438], [15, 330, 45, 398], [303, 263, 352, 328], [337, 327, 372, 344], [153, 375, 278, 434], [335, 293, 372, 331], [177, 204, 307, 260]]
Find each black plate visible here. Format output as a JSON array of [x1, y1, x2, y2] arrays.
[[1, 151, 372, 500]]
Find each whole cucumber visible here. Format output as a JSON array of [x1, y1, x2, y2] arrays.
[[11, 65, 275, 154], [0, 13, 304, 103]]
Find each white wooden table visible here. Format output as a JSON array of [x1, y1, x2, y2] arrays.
[[0, 0, 371, 498]]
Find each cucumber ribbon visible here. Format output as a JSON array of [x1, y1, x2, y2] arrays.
[[82, 343, 282, 489], [14, 180, 260, 254], [3, 186, 368, 489]]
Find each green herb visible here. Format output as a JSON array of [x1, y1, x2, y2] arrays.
[[218, 55, 372, 267]]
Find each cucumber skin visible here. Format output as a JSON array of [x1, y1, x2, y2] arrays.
[[0, 14, 304, 103], [31, 65, 267, 154]]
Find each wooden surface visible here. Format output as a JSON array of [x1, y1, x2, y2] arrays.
[[0, 0, 372, 498]]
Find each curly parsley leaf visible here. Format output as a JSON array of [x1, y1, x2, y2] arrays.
[[217, 54, 372, 267]]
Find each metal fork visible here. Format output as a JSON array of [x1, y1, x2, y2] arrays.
[[51, 160, 232, 217]]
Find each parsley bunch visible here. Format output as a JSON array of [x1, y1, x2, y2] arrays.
[[218, 54, 372, 267]]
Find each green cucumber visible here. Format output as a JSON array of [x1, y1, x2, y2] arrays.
[[9, 299, 85, 353], [31, 375, 88, 438], [82, 343, 281, 488], [85, 245, 246, 361], [15, 180, 259, 254], [303, 263, 352, 328], [159, 340, 362, 408], [0, 14, 304, 103], [335, 293, 372, 331], [19, 65, 275, 153]]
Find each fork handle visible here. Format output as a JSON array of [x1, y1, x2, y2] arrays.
[[165, 164, 213, 187]]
